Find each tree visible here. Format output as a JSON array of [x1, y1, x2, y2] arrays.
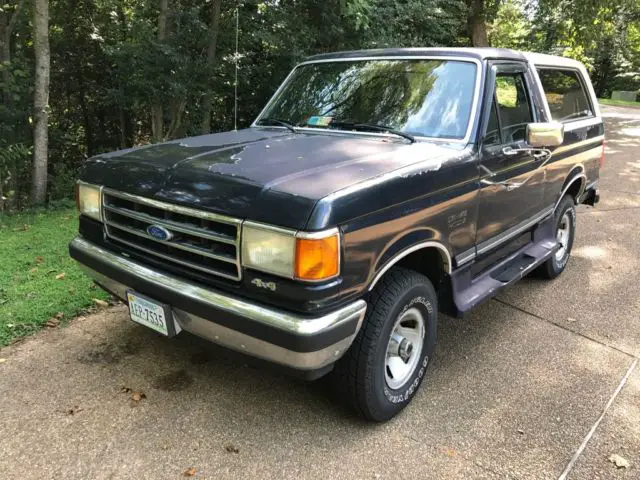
[[151, 0, 169, 143], [0, 0, 26, 106], [200, 0, 222, 134], [467, 0, 489, 46], [31, 0, 50, 204]]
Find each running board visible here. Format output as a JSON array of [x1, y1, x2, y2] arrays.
[[452, 238, 558, 314]]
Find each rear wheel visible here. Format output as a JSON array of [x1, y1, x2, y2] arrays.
[[332, 267, 437, 422], [537, 195, 576, 279]]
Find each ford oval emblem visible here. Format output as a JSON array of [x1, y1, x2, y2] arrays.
[[146, 224, 173, 241]]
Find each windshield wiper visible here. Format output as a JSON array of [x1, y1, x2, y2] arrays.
[[256, 117, 297, 133], [329, 121, 415, 143]]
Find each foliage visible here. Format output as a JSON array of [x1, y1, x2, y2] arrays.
[[491, 0, 640, 98], [2, 0, 640, 209], [599, 97, 640, 107], [0, 208, 109, 346]]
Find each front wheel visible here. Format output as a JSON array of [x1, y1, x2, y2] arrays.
[[332, 267, 437, 422], [536, 195, 577, 279]]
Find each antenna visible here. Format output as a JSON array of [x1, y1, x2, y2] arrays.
[[233, 3, 239, 131]]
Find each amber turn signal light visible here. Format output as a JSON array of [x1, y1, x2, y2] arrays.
[[295, 233, 340, 281]]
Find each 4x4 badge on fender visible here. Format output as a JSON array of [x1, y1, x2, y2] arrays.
[[251, 278, 277, 291]]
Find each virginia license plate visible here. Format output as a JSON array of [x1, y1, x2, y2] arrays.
[[126, 291, 178, 337]]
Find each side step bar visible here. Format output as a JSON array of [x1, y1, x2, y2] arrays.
[[451, 237, 558, 314]]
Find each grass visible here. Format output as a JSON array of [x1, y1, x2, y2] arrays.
[[599, 98, 640, 108], [0, 207, 108, 347]]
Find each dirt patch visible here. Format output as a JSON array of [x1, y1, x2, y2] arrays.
[[189, 350, 214, 365], [153, 370, 193, 391], [76, 339, 141, 365]]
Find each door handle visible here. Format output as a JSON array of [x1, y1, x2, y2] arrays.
[[502, 145, 552, 160], [481, 178, 523, 190], [502, 146, 519, 156]]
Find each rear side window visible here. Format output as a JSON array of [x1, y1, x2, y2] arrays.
[[537, 69, 593, 122]]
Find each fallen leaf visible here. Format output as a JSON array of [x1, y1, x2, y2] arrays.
[[441, 447, 457, 457], [131, 391, 146, 402], [66, 405, 82, 415], [54, 312, 64, 319], [183, 468, 197, 477], [45, 318, 60, 328], [609, 454, 630, 469], [35, 256, 44, 264], [29, 267, 38, 274], [55, 272, 66, 280], [224, 444, 239, 454], [93, 298, 109, 308]]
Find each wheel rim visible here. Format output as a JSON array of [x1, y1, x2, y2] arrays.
[[555, 212, 571, 261], [384, 307, 425, 390]]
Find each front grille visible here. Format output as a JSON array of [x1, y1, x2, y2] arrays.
[[102, 189, 242, 281]]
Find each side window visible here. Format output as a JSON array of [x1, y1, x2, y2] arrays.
[[487, 73, 533, 144], [537, 69, 593, 122]]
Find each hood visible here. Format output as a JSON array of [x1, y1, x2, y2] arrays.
[[80, 128, 466, 229]]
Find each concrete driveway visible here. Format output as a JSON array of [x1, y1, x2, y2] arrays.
[[1, 106, 639, 480]]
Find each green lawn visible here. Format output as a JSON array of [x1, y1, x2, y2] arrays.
[[599, 98, 640, 108], [0, 208, 108, 346]]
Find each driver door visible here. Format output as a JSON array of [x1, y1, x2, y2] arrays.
[[475, 62, 546, 250]]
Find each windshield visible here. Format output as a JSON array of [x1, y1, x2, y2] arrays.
[[257, 59, 478, 140]]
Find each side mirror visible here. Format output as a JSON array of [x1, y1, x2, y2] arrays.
[[526, 122, 564, 148]]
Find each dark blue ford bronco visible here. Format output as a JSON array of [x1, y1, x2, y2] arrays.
[[70, 48, 603, 421]]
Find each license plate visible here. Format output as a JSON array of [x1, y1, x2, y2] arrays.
[[126, 291, 179, 337]]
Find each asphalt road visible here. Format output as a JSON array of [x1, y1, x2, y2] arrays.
[[1, 106, 639, 480]]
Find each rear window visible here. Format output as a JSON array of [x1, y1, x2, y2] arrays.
[[537, 68, 593, 122]]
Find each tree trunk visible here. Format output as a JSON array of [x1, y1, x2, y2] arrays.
[[0, 0, 26, 108], [151, 0, 169, 143], [31, 0, 50, 204], [200, 0, 222, 134], [467, 0, 489, 47]]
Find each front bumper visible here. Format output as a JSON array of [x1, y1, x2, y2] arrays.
[[69, 237, 367, 371]]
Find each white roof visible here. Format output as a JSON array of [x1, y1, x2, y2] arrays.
[[522, 52, 586, 69]]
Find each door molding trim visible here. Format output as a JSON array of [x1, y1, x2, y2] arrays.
[[476, 205, 554, 257]]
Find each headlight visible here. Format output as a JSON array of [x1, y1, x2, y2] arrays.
[[242, 223, 296, 278], [76, 182, 102, 221], [241, 222, 340, 281]]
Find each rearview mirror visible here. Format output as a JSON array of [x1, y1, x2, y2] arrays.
[[526, 122, 564, 148]]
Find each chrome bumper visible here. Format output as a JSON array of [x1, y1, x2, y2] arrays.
[[70, 237, 367, 371]]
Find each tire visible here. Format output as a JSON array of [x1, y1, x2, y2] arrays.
[[332, 267, 437, 422], [536, 195, 577, 279]]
